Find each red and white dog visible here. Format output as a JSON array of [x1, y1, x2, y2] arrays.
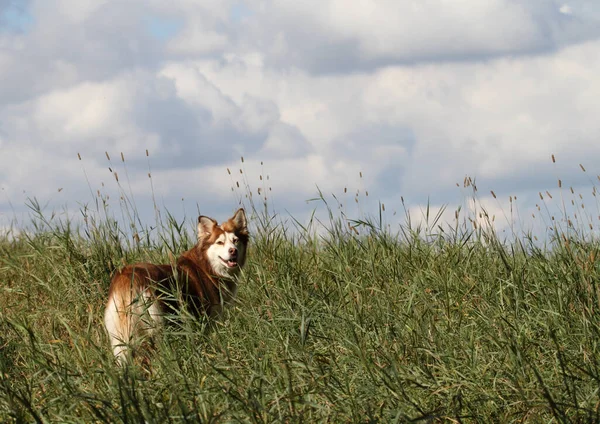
[[104, 209, 248, 364]]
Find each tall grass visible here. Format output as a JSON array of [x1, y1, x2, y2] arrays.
[[1, 154, 600, 422]]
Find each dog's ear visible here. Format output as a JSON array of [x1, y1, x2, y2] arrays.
[[197, 216, 217, 239], [231, 208, 248, 234]]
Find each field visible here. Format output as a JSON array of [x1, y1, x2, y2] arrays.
[[1, 167, 600, 422]]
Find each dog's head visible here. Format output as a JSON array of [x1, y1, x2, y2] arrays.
[[197, 208, 248, 278]]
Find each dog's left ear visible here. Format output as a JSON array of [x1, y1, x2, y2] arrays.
[[231, 208, 247, 233]]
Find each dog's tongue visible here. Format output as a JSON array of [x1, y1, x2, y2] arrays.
[[227, 260, 237, 268]]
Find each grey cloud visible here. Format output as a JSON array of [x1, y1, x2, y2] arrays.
[[130, 79, 265, 169], [261, 122, 311, 159], [0, 1, 235, 104], [0, 3, 161, 104], [30, 2, 165, 78], [2, 0, 600, 239], [313, 124, 417, 207], [331, 124, 415, 158], [0, 71, 272, 174], [396, 140, 600, 208], [238, 1, 600, 74]]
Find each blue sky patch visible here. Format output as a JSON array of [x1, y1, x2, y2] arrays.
[[0, 1, 34, 33], [145, 14, 182, 41], [229, 2, 253, 23]]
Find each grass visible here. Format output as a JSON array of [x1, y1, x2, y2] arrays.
[[1, 156, 600, 422]]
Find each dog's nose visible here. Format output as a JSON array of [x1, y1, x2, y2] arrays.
[[229, 247, 237, 256]]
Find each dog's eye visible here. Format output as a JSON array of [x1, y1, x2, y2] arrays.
[[217, 240, 224, 245], [232, 238, 238, 244]]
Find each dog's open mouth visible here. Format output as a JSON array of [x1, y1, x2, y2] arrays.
[[219, 257, 238, 268]]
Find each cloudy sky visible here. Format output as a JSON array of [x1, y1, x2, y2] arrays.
[[1, 0, 600, 238]]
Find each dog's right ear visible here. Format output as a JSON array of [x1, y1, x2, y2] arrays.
[[197, 216, 217, 239], [231, 208, 248, 233]]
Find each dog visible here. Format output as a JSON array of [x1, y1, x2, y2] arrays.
[[104, 208, 248, 364]]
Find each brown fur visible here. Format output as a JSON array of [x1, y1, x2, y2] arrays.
[[104, 208, 248, 363]]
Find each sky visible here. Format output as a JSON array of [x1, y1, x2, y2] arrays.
[[1, 0, 600, 239]]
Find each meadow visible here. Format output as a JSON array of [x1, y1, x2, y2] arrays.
[[1, 157, 600, 422]]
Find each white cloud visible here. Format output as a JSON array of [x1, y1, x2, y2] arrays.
[[1, 0, 600, 239], [188, 38, 600, 202], [241, 0, 600, 73], [560, 4, 573, 15], [304, 0, 541, 56], [168, 28, 229, 56]]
